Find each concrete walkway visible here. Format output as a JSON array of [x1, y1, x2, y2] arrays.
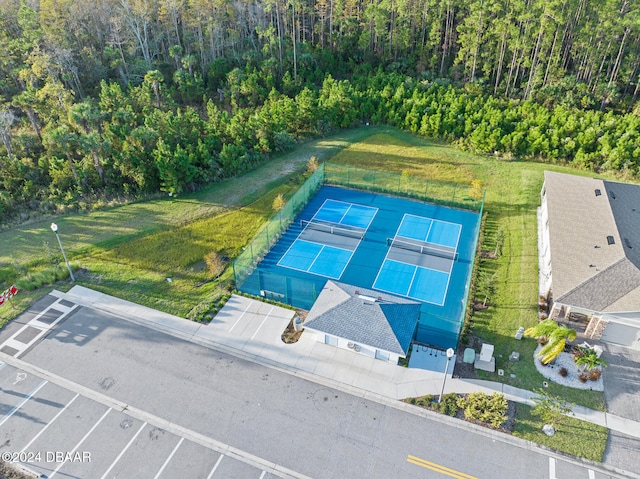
[[52, 287, 640, 441]]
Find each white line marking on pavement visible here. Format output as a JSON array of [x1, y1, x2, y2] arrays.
[[588, 470, 595, 479], [13, 372, 27, 385], [259, 471, 267, 479], [228, 302, 253, 333], [0, 351, 315, 479], [251, 306, 275, 340], [49, 407, 111, 478], [0, 380, 47, 427], [206, 454, 224, 479], [100, 421, 147, 479], [153, 437, 184, 479], [549, 457, 556, 479], [20, 393, 79, 453]]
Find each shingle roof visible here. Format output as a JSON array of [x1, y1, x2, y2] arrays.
[[303, 281, 420, 355], [544, 171, 640, 312]]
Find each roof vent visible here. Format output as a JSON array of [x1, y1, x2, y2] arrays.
[[625, 238, 632, 249], [358, 294, 377, 303], [594, 189, 601, 196], [607, 236, 615, 245], [610, 191, 616, 199]]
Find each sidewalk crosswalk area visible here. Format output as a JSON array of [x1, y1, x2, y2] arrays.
[[0, 298, 77, 358]]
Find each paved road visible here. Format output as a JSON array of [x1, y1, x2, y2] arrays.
[[0, 302, 633, 479]]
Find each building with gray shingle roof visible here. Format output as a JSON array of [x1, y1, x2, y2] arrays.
[[540, 171, 640, 349], [303, 281, 421, 362]]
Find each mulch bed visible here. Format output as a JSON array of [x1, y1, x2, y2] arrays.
[[280, 309, 307, 344]]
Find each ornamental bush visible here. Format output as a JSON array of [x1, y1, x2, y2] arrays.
[[457, 392, 508, 428]]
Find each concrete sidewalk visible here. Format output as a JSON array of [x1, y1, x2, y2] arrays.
[[53, 287, 640, 440]]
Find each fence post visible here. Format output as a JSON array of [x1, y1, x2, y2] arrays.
[[424, 180, 429, 201], [397, 173, 401, 195], [232, 262, 237, 289], [452, 185, 457, 205]]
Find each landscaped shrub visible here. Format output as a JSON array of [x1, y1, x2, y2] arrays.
[[438, 393, 460, 416], [558, 367, 568, 377], [589, 369, 601, 381], [457, 392, 508, 428], [417, 395, 434, 407]]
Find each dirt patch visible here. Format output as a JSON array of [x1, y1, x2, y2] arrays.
[[281, 309, 308, 344], [0, 461, 34, 479], [451, 335, 483, 381]]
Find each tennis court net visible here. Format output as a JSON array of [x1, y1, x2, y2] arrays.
[[387, 237, 458, 261], [301, 220, 365, 240]]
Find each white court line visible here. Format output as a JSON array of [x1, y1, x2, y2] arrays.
[[49, 407, 112, 478], [251, 306, 275, 340], [306, 244, 327, 273], [405, 264, 420, 297], [0, 380, 48, 427], [100, 421, 147, 479], [20, 393, 79, 453], [206, 454, 224, 479], [153, 437, 184, 479], [228, 302, 254, 334]]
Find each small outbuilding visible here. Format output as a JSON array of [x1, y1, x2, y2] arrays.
[[303, 281, 421, 364]]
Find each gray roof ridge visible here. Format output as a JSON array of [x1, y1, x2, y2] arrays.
[[557, 257, 640, 309]]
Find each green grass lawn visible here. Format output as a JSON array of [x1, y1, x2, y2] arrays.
[[0, 127, 378, 323], [0, 124, 618, 459], [514, 404, 608, 462], [329, 127, 611, 411]]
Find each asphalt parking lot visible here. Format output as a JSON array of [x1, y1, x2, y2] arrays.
[[0, 292, 636, 479], [0, 295, 305, 479], [0, 359, 280, 479]]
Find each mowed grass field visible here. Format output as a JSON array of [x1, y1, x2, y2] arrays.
[[0, 127, 378, 323], [0, 125, 617, 459], [328, 127, 611, 411]]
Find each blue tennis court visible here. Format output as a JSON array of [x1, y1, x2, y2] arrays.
[[277, 199, 378, 279], [373, 214, 461, 305]]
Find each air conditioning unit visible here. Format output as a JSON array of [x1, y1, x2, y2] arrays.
[[353, 344, 361, 352], [347, 342, 355, 349]]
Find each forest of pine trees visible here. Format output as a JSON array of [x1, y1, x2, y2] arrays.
[[0, 0, 639, 224]]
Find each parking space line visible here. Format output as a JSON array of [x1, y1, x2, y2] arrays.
[[228, 302, 253, 333], [259, 471, 267, 479], [153, 437, 184, 479], [251, 306, 275, 340], [49, 407, 111, 478], [0, 379, 47, 427], [99, 421, 147, 479], [206, 454, 224, 479], [0, 352, 315, 479], [19, 393, 79, 453]]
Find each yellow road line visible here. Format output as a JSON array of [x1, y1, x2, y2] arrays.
[[407, 455, 478, 479]]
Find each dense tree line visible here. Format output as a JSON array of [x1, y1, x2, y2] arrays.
[[0, 1, 639, 224]]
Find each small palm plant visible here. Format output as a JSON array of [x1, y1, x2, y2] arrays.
[[525, 319, 577, 365], [574, 346, 607, 372]]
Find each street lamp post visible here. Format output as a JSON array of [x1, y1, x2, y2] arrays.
[[438, 348, 455, 403], [50, 223, 75, 282]]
